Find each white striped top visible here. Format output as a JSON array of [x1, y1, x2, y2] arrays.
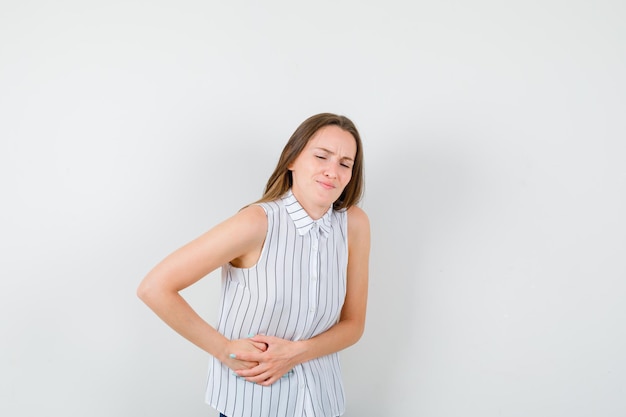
[[205, 189, 348, 417]]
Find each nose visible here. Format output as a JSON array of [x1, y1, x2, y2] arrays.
[[324, 163, 338, 179]]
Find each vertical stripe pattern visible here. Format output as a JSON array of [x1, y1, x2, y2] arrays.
[[205, 190, 348, 417]]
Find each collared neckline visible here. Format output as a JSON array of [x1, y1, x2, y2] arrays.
[[282, 189, 332, 236]]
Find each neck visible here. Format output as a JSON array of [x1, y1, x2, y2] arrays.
[[291, 189, 329, 220]]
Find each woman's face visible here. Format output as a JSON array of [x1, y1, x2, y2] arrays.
[[288, 125, 357, 217]]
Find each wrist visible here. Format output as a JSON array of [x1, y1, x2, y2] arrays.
[[211, 336, 231, 363], [292, 339, 312, 365]]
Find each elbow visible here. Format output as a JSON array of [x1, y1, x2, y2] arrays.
[[137, 275, 179, 310], [136, 281, 149, 303], [353, 323, 365, 344], [137, 279, 158, 306], [344, 319, 366, 347]]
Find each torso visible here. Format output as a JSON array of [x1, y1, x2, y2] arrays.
[[206, 190, 349, 417]]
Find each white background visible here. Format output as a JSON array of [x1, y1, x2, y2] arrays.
[[1, 1, 625, 416]]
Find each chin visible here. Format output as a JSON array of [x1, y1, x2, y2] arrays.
[[316, 192, 340, 207]]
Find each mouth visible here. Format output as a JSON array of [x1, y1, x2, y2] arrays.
[[317, 180, 336, 190]]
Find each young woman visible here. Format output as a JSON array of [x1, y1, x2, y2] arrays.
[[137, 113, 370, 417]]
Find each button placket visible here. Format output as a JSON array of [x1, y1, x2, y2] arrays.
[[308, 224, 320, 318]]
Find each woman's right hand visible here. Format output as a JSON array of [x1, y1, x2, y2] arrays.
[[224, 337, 268, 371]]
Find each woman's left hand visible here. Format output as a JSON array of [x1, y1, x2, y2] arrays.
[[232, 334, 303, 386]]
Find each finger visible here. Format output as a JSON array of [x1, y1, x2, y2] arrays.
[[250, 341, 268, 351], [244, 371, 273, 385], [249, 334, 274, 345], [237, 364, 282, 383], [231, 351, 263, 364], [226, 353, 258, 369], [229, 361, 258, 371], [256, 370, 288, 386], [235, 364, 265, 378], [239, 367, 292, 385], [249, 337, 271, 352], [259, 376, 278, 386]]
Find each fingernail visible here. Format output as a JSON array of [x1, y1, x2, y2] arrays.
[[229, 353, 236, 359], [247, 333, 255, 338]]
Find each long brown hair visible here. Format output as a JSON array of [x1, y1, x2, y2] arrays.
[[256, 113, 364, 210]]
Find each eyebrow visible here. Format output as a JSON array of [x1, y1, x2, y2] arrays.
[[313, 147, 354, 161]]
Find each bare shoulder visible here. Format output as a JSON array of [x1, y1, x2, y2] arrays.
[[347, 206, 370, 243], [235, 204, 267, 225], [228, 204, 268, 240], [347, 205, 370, 230], [224, 204, 268, 268]]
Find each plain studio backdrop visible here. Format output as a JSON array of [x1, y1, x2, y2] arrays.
[[1, 1, 625, 416]]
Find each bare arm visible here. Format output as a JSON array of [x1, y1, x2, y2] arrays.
[[136, 205, 269, 368], [235, 206, 370, 385]]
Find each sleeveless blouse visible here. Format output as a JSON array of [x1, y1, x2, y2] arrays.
[[205, 190, 349, 417]]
